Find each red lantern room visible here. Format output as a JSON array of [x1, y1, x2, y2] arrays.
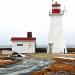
[[52, 2, 61, 14]]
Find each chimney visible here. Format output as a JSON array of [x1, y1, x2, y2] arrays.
[[27, 32, 32, 38]]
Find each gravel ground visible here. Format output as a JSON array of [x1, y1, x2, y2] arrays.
[[0, 57, 52, 75], [0, 53, 75, 75]]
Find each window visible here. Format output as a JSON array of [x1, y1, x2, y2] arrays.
[[17, 44, 23, 46]]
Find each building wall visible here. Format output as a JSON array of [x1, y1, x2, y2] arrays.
[[12, 41, 36, 53], [48, 15, 65, 53]]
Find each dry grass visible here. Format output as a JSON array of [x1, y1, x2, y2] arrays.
[[27, 53, 75, 59], [60, 53, 75, 57], [27, 53, 61, 59]]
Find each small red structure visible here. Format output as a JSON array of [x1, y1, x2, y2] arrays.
[[27, 32, 32, 38]]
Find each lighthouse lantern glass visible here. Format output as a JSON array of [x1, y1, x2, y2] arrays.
[[52, 2, 61, 14]]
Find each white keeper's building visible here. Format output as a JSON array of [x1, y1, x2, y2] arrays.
[[11, 32, 36, 53]]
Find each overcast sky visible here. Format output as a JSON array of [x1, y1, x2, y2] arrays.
[[0, 0, 75, 45]]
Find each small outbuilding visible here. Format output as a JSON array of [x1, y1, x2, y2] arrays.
[[11, 32, 36, 53]]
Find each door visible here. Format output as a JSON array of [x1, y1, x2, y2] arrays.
[[49, 43, 53, 53]]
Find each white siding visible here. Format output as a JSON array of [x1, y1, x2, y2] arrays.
[[12, 41, 36, 53], [48, 15, 65, 53]]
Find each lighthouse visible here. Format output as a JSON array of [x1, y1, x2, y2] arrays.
[[47, 1, 66, 53]]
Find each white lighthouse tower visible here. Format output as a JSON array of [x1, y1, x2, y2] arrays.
[[47, 1, 66, 53]]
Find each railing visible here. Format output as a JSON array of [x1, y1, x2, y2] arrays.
[[49, 10, 65, 16]]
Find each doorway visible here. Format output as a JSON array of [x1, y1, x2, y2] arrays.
[[49, 43, 53, 53]]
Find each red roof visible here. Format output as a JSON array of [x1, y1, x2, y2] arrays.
[[52, 2, 60, 7], [11, 37, 36, 41]]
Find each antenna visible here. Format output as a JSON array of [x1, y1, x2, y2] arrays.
[[64, 5, 65, 12], [52, 0, 54, 4], [49, 11, 50, 16], [64, 5, 67, 13], [62, 5, 67, 14], [61, 5, 67, 14]]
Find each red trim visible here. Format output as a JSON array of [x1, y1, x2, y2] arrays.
[[11, 37, 36, 41], [52, 9, 60, 13], [52, 2, 60, 7]]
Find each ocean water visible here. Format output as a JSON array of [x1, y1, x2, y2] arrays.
[[0, 58, 51, 75]]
